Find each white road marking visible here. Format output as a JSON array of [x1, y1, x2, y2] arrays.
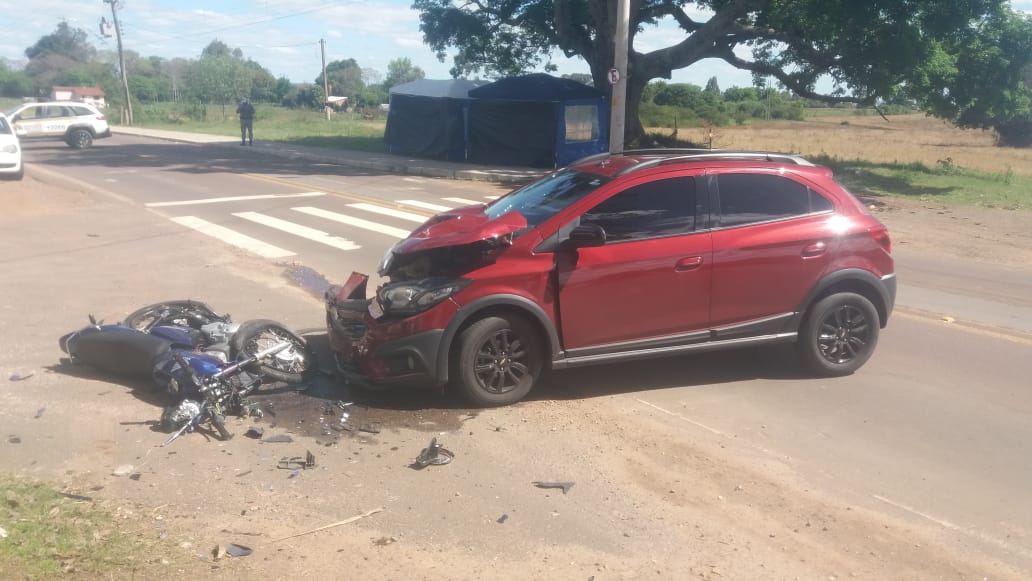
[[346, 203, 428, 223], [872, 494, 1032, 558], [634, 398, 723, 435], [443, 197, 483, 206], [170, 216, 295, 258], [399, 199, 451, 212], [233, 211, 360, 250], [146, 192, 325, 207], [292, 206, 411, 238]]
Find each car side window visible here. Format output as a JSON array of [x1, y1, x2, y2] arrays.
[[716, 173, 828, 228], [46, 106, 71, 118], [71, 106, 92, 116], [18, 106, 40, 120], [581, 177, 697, 242]]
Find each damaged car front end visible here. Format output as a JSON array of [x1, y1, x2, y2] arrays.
[[325, 208, 528, 391]]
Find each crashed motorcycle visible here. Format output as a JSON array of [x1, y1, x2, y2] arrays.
[[59, 317, 288, 443], [160, 342, 288, 445], [120, 300, 312, 383]]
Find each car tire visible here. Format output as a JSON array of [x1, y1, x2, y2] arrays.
[[67, 129, 93, 149], [453, 315, 543, 407], [798, 292, 880, 376]]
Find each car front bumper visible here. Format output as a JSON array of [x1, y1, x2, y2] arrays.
[[325, 273, 451, 390]]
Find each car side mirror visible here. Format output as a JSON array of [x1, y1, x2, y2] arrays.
[[565, 223, 607, 248]]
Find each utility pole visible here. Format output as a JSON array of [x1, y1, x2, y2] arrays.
[[104, 0, 133, 125], [608, 0, 630, 153], [320, 39, 330, 120]]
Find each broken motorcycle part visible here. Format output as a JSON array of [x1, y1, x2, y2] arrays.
[[413, 437, 454, 468]]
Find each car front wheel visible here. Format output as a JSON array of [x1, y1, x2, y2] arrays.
[[67, 129, 94, 149], [798, 292, 880, 376], [454, 315, 543, 407]]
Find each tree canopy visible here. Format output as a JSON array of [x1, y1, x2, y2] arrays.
[[414, 0, 1028, 145], [384, 58, 426, 92]]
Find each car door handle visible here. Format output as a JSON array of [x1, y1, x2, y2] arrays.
[[675, 256, 704, 271], [801, 241, 827, 258]]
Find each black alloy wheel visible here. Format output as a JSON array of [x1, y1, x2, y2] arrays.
[[798, 292, 880, 376], [455, 315, 542, 407]]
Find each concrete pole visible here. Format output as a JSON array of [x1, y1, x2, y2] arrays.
[[106, 0, 133, 125], [320, 39, 330, 120], [608, 0, 630, 153]]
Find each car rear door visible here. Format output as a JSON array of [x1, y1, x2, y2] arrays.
[[556, 175, 713, 350], [708, 170, 836, 330], [11, 105, 43, 136]]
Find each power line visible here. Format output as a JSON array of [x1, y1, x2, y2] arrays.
[[129, 0, 353, 43]]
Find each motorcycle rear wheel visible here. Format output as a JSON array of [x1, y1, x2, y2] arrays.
[[124, 300, 225, 331], [230, 319, 312, 384]]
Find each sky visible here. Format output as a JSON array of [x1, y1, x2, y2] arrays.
[[2, 0, 1031, 91]]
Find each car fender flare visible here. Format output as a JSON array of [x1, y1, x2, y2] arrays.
[[792, 268, 895, 330], [64, 124, 96, 136], [434, 294, 560, 385]]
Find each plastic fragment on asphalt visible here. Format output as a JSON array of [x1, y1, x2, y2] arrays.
[[532, 481, 575, 494], [496, 514, 509, 524], [263, 434, 293, 443], [244, 426, 264, 439], [225, 543, 252, 557], [412, 437, 454, 469], [9, 371, 34, 381], [34, 407, 45, 419], [112, 465, 135, 477]]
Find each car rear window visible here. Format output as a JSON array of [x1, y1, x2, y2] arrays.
[[716, 173, 833, 228]]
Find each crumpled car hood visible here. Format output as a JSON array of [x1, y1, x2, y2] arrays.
[[379, 207, 527, 280], [392, 206, 527, 254]]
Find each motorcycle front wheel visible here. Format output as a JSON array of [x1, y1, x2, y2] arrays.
[[230, 319, 313, 384], [124, 300, 226, 331]]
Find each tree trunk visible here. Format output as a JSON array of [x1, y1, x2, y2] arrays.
[[624, 75, 648, 146]]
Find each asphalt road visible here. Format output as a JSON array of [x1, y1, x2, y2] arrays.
[[19, 135, 1032, 571]]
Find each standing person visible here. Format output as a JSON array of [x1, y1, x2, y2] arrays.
[[236, 97, 255, 145]]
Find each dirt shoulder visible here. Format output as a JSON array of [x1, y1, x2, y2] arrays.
[[1, 174, 1027, 579]]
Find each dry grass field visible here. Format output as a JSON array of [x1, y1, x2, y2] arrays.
[[658, 113, 1032, 177]]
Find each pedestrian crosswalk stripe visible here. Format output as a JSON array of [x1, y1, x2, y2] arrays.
[[443, 197, 483, 206], [146, 192, 325, 207], [170, 216, 296, 258], [292, 207, 412, 238], [234, 211, 360, 251], [399, 199, 451, 212], [347, 203, 428, 223]]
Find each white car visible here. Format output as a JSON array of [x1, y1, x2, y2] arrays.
[[5, 101, 112, 149], [0, 113, 23, 180]]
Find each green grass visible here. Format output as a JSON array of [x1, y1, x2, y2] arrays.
[[0, 477, 177, 577], [132, 101, 388, 153], [812, 154, 1029, 210]]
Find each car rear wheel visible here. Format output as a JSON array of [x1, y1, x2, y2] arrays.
[[67, 129, 93, 149], [454, 315, 543, 407], [798, 292, 880, 376]]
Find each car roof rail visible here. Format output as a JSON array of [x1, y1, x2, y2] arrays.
[[614, 149, 814, 176]]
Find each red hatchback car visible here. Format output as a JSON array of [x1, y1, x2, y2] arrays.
[[326, 150, 896, 406]]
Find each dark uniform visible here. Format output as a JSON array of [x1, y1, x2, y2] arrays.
[[237, 99, 255, 145]]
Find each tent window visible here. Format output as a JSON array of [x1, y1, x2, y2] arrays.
[[564, 105, 598, 143]]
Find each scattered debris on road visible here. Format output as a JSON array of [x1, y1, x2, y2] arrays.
[[278, 451, 316, 470], [263, 434, 293, 443], [532, 481, 575, 494], [225, 543, 252, 558], [270, 507, 384, 543], [9, 371, 34, 381], [496, 514, 509, 524], [244, 426, 265, 439], [412, 437, 454, 469]]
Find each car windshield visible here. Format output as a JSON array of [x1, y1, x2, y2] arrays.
[[484, 169, 609, 231]]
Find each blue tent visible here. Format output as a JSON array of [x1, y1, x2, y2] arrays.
[[467, 73, 609, 167], [384, 79, 487, 161]]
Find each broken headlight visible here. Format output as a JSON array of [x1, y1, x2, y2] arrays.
[[377, 278, 471, 317]]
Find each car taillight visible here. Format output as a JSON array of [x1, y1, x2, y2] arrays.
[[96, 115, 105, 121], [869, 226, 891, 253]]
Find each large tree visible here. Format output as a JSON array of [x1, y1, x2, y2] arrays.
[[414, 0, 1011, 144], [315, 58, 365, 102], [910, 7, 1032, 147], [384, 57, 426, 92]]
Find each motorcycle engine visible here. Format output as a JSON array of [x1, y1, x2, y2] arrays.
[[161, 399, 202, 431]]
